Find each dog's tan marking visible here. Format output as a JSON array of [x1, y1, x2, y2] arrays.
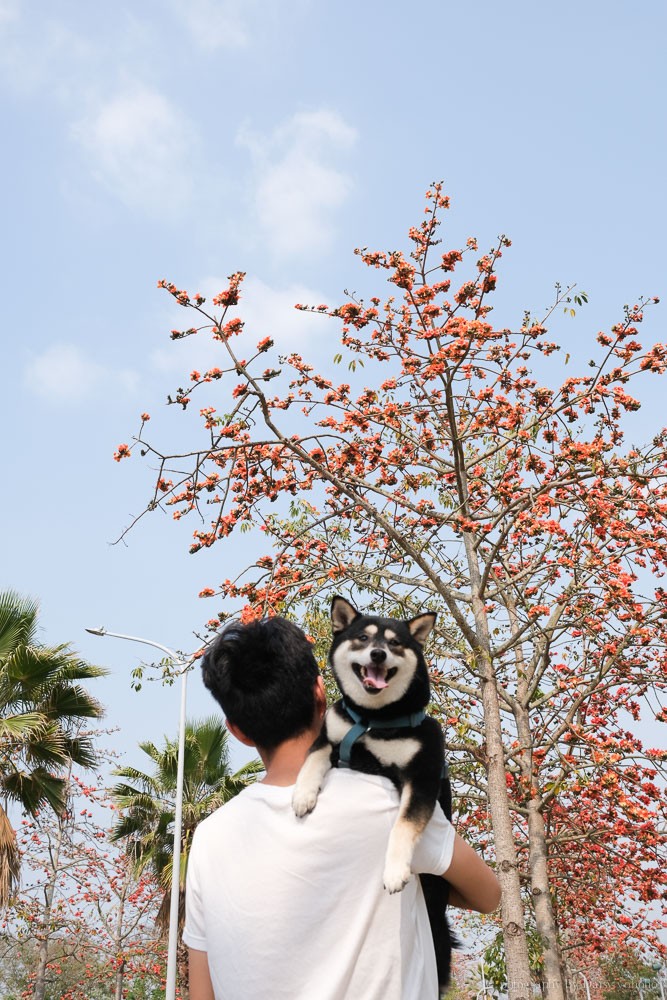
[[359, 624, 377, 637], [384, 628, 397, 641], [364, 736, 420, 769], [383, 782, 431, 893]]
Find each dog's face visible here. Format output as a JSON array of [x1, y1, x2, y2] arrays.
[[329, 596, 436, 712]]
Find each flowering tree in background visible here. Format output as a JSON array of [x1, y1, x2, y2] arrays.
[[118, 185, 667, 1000], [547, 748, 665, 959], [0, 773, 168, 1000]]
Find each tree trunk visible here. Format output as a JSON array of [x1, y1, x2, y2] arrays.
[[112, 872, 129, 1000], [527, 793, 565, 1000], [513, 695, 566, 1000], [114, 958, 125, 1000], [452, 380, 535, 1000], [0, 803, 20, 909], [178, 938, 190, 998], [32, 813, 65, 1000], [480, 662, 534, 1000]]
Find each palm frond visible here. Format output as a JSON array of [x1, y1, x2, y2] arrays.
[[40, 681, 105, 722], [0, 712, 48, 740], [111, 788, 167, 818], [1, 768, 67, 815], [232, 757, 265, 782], [2, 644, 62, 692], [112, 764, 156, 785], [22, 721, 71, 765], [0, 592, 103, 854], [63, 731, 100, 769], [0, 590, 38, 662], [38, 648, 107, 685]]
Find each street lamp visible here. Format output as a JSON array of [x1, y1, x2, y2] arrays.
[[85, 626, 195, 1000], [476, 957, 492, 1000], [576, 971, 591, 1000]]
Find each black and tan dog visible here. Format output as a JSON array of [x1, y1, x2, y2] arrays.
[[292, 595, 455, 988]]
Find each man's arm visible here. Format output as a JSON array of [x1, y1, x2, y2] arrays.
[[189, 948, 215, 1000], [443, 833, 501, 913]]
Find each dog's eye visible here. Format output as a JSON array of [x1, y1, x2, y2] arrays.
[[358, 633, 368, 642], [388, 638, 401, 647]]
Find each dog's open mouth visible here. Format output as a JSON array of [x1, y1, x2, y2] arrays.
[[361, 664, 388, 691]]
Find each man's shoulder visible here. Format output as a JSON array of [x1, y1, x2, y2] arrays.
[[194, 771, 396, 832], [305, 768, 400, 821], [321, 767, 398, 797], [192, 783, 256, 840]]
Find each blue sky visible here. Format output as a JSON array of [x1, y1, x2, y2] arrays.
[[2, 0, 666, 771]]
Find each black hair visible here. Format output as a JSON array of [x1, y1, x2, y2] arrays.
[[201, 617, 320, 751]]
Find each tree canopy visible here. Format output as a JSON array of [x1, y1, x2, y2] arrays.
[[117, 185, 667, 1000]]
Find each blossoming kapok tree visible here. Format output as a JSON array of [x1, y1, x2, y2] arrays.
[[1, 774, 167, 1000], [117, 185, 667, 1000]]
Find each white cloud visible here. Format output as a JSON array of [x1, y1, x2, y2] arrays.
[[71, 85, 198, 216], [0, 0, 19, 27], [0, 9, 93, 97], [243, 275, 331, 348], [238, 110, 357, 257], [151, 275, 332, 375], [24, 344, 138, 403], [169, 0, 250, 49]]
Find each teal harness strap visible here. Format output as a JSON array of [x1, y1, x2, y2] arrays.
[[337, 700, 427, 767], [338, 719, 370, 766], [337, 700, 450, 780]]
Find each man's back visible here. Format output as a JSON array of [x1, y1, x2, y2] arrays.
[[184, 768, 454, 1000]]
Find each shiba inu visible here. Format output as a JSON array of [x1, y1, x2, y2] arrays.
[[292, 595, 455, 987]]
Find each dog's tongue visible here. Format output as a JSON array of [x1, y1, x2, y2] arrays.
[[363, 665, 388, 690]]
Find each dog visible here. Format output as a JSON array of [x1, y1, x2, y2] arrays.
[[292, 595, 455, 988]]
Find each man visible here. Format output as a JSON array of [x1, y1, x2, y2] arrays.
[[184, 616, 500, 1000]]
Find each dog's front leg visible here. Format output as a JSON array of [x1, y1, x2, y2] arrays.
[[292, 730, 333, 817], [383, 783, 434, 893]]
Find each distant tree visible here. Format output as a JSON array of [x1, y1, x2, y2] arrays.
[[547, 749, 665, 960], [596, 947, 663, 1000], [0, 590, 105, 908], [117, 185, 667, 1000], [0, 774, 168, 1000]]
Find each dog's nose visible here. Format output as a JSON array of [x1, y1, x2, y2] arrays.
[[370, 648, 386, 664]]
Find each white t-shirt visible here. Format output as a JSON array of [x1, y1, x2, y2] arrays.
[[183, 768, 455, 1000]]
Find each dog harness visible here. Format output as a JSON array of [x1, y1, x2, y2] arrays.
[[337, 700, 449, 779]]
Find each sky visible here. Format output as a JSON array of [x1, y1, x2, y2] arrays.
[[1, 0, 667, 775]]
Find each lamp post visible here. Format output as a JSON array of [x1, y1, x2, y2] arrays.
[[85, 626, 194, 1000], [476, 957, 492, 1000], [576, 971, 591, 1000]]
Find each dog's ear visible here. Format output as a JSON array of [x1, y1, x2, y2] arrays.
[[407, 612, 437, 645], [331, 595, 360, 633]]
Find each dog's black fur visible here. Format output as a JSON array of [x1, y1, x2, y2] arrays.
[[292, 596, 456, 989]]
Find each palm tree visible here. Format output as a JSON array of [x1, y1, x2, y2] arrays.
[[111, 716, 262, 928], [0, 589, 106, 907]]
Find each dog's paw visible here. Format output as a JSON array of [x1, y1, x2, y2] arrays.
[[383, 860, 412, 894], [292, 785, 320, 817]]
